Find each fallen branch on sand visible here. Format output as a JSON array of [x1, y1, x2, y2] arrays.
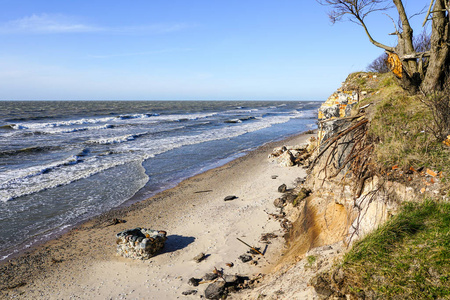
[[236, 238, 264, 256]]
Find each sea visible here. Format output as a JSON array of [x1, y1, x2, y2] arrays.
[[0, 100, 321, 261]]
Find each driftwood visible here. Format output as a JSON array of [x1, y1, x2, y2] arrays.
[[105, 218, 127, 227], [236, 238, 264, 256], [194, 190, 213, 194]]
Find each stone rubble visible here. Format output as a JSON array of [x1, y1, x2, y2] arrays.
[[116, 228, 167, 260], [268, 137, 317, 167]]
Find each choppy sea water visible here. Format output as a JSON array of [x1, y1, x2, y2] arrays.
[[0, 100, 320, 260]]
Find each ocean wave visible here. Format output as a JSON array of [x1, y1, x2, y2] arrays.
[[293, 109, 318, 119], [148, 112, 218, 122], [125, 114, 295, 158], [0, 124, 15, 130], [224, 119, 242, 124], [8, 112, 217, 131], [0, 153, 139, 202], [38, 124, 115, 135], [10, 117, 116, 130], [0, 146, 61, 157], [0, 155, 85, 201], [117, 113, 159, 120], [87, 132, 147, 145]]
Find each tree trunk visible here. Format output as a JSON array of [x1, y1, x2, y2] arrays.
[[392, 0, 421, 93], [421, 0, 450, 92]]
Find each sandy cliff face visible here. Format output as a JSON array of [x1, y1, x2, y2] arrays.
[[237, 73, 424, 299]]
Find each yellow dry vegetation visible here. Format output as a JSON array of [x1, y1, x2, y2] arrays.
[[387, 52, 402, 78]]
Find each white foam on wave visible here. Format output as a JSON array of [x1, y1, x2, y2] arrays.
[[0, 155, 83, 202], [117, 113, 159, 119], [11, 117, 115, 130], [39, 124, 114, 135], [148, 112, 218, 122], [293, 109, 317, 119], [0, 153, 141, 202], [87, 132, 147, 145], [10, 112, 217, 131]]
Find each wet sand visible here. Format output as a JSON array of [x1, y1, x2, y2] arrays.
[[0, 131, 315, 299]]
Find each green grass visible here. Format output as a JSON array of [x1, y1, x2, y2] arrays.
[[306, 255, 317, 266], [365, 77, 450, 193], [340, 201, 450, 299]]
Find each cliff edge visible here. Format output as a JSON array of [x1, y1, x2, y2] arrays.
[[238, 72, 449, 299]]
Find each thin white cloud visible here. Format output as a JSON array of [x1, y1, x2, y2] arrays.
[[0, 14, 103, 34], [0, 14, 194, 34]]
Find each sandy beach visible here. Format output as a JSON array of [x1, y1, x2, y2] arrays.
[[0, 131, 315, 299]]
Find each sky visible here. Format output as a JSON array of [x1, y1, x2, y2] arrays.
[[0, 0, 430, 101]]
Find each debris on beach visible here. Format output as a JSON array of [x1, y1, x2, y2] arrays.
[[182, 289, 198, 295], [260, 233, 278, 244], [203, 272, 253, 299], [268, 137, 317, 167], [278, 184, 287, 193], [105, 218, 127, 227], [293, 187, 312, 207], [115, 228, 167, 260], [224, 195, 238, 201], [273, 192, 297, 208], [236, 238, 264, 257], [193, 252, 207, 263], [273, 197, 285, 208], [205, 281, 226, 299], [295, 176, 306, 184], [188, 277, 201, 286], [51, 257, 63, 264], [203, 272, 219, 281], [185, 267, 257, 299], [194, 189, 213, 194], [239, 254, 253, 263]]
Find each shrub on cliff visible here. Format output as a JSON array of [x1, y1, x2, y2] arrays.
[[367, 53, 389, 74]]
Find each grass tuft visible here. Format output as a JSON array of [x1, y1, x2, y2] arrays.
[[340, 201, 450, 299], [365, 79, 450, 193]]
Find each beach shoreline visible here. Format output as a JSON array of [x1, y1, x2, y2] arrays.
[[1, 130, 315, 299]]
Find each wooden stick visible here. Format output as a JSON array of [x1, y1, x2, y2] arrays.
[[236, 238, 264, 256], [194, 190, 213, 193]]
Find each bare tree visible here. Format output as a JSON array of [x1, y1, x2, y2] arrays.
[[367, 53, 389, 73], [318, 0, 449, 93]]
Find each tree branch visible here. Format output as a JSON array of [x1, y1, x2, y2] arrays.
[[402, 51, 431, 59], [356, 15, 395, 51], [423, 0, 435, 26]]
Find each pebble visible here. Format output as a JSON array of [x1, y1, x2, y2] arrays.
[[193, 252, 207, 263], [204, 281, 226, 299], [203, 273, 218, 281], [188, 277, 200, 287], [182, 290, 198, 295], [224, 195, 238, 201], [238, 254, 253, 263], [278, 184, 287, 193]]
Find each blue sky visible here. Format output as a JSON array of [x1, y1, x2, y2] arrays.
[[0, 1, 429, 100]]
